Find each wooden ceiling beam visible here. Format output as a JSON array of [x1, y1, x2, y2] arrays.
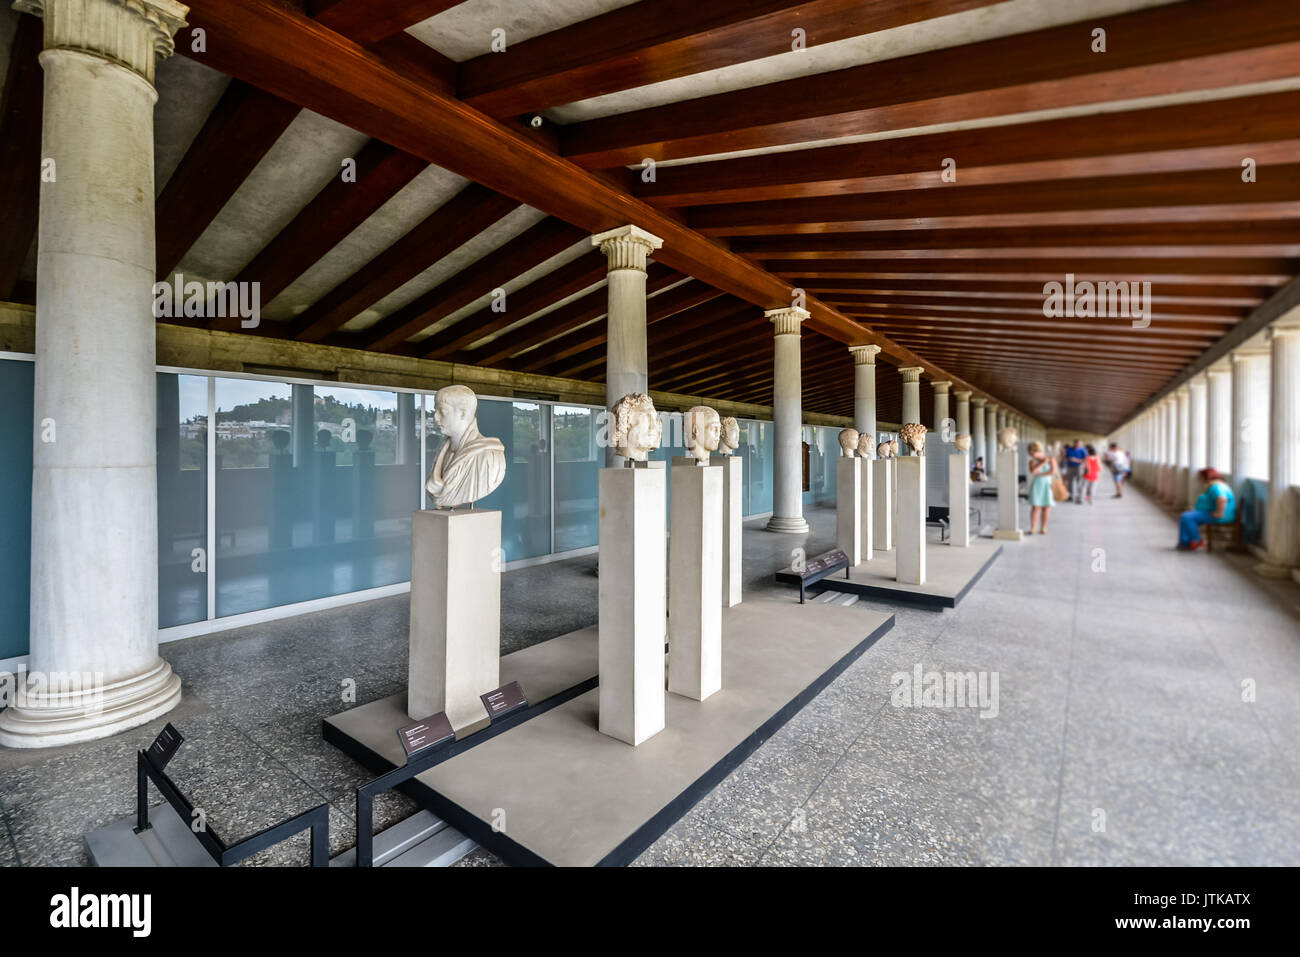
[[156, 80, 300, 279], [851, 314, 1233, 341], [562, 0, 1300, 167], [0, 15, 42, 300], [459, 0, 1003, 118], [796, 278, 1277, 303], [312, 0, 466, 46], [638, 90, 1300, 206], [358, 218, 587, 350], [831, 297, 1247, 322], [769, 257, 1300, 280]]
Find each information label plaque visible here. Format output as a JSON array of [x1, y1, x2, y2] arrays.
[[397, 712, 455, 758], [145, 723, 184, 770], [481, 681, 528, 721]]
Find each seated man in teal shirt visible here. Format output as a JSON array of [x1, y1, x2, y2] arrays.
[[1178, 468, 1237, 550]]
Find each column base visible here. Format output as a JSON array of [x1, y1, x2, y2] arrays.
[[766, 515, 809, 534], [0, 659, 181, 749], [1253, 561, 1294, 580], [993, 529, 1024, 541]]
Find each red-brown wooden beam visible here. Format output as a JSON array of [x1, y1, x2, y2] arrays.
[[0, 15, 42, 300], [796, 278, 1277, 303], [459, 0, 1002, 118], [156, 81, 300, 279], [312, 0, 465, 47], [768, 258, 1300, 280], [562, 0, 1300, 167], [289, 184, 518, 341], [360, 218, 587, 351], [638, 90, 1300, 207]]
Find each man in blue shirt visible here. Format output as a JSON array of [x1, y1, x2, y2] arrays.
[[1064, 439, 1088, 503], [1178, 468, 1236, 550]]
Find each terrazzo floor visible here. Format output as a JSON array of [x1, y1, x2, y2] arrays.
[[1, 487, 1297, 867]]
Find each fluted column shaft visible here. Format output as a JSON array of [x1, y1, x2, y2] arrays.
[[767, 307, 810, 533]]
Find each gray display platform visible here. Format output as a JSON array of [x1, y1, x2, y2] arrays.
[[776, 538, 1002, 608], [325, 598, 893, 866]]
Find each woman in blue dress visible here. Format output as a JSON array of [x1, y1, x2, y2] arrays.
[[1027, 441, 1057, 536]]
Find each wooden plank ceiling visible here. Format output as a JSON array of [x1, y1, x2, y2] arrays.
[[2, 0, 1298, 432]]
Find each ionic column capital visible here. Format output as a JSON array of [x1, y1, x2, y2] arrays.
[[848, 344, 881, 365], [971, 397, 987, 408], [953, 390, 972, 402], [930, 379, 952, 394], [591, 224, 664, 273], [17, 0, 188, 83], [766, 306, 809, 336], [898, 366, 923, 384]]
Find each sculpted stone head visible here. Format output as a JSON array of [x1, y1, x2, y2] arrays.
[[954, 433, 972, 452], [876, 440, 894, 459], [684, 405, 722, 463], [857, 432, 874, 458], [997, 426, 1019, 451], [899, 423, 926, 456], [610, 392, 662, 462], [838, 428, 859, 457], [434, 384, 477, 446], [719, 416, 739, 455]]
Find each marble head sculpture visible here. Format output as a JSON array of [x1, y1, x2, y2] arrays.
[[887, 439, 899, 457], [899, 423, 927, 456], [838, 428, 859, 457], [954, 433, 972, 452], [610, 392, 662, 462], [425, 385, 507, 508], [857, 432, 874, 458], [876, 439, 894, 458], [684, 405, 722, 463], [997, 426, 1019, 451], [719, 416, 739, 455]]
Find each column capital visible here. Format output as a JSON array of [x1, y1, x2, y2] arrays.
[[953, 390, 972, 401], [971, 397, 987, 408], [985, 402, 999, 413], [766, 306, 809, 336], [930, 379, 952, 394], [17, 0, 189, 83], [1208, 359, 1233, 377], [898, 366, 923, 383], [591, 224, 664, 273], [848, 343, 881, 365]]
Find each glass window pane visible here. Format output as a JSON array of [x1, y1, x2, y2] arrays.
[[0, 358, 33, 659], [743, 419, 773, 516], [553, 405, 599, 552], [157, 373, 208, 628]]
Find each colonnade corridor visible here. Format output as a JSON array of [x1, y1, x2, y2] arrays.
[[1, 489, 1294, 867]]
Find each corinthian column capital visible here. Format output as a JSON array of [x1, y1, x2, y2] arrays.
[[766, 306, 809, 336], [16, 0, 189, 82], [848, 344, 881, 365]]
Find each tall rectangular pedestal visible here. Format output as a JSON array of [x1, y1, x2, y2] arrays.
[[994, 446, 1022, 541], [949, 452, 970, 546], [872, 458, 894, 552], [598, 465, 667, 746], [409, 509, 501, 735], [859, 457, 874, 563], [836, 457, 863, 565], [669, 463, 723, 702], [713, 454, 743, 607], [895, 456, 926, 585]]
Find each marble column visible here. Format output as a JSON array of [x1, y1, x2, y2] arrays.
[[971, 398, 987, 475], [1207, 361, 1232, 476], [1173, 386, 1191, 508], [1231, 345, 1271, 483], [766, 307, 810, 533], [1187, 374, 1208, 505], [899, 367, 923, 444], [850, 344, 880, 437], [984, 404, 999, 479], [931, 380, 951, 442], [1257, 318, 1300, 577], [593, 225, 664, 467], [0, 0, 189, 748], [953, 390, 971, 438]]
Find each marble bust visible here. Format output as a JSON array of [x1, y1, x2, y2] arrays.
[[838, 428, 859, 457], [684, 405, 721, 463], [857, 432, 874, 458], [876, 440, 894, 458], [954, 433, 972, 452], [718, 416, 739, 456], [899, 423, 927, 456], [426, 385, 506, 508], [610, 392, 663, 462], [998, 426, 1018, 451]]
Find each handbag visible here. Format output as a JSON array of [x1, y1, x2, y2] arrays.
[[1051, 476, 1069, 502]]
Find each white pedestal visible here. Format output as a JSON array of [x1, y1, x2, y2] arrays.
[[859, 456, 874, 563], [872, 458, 894, 551], [895, 456, 926, 585], [836, 457, 863, 565], [598, 465, 667, 746], [713, 454, 743, 607], [669, 462, 723, 702], [409, 509, 501, 735], [994, 447, 1023, 541], [949, 452, 970, 546]]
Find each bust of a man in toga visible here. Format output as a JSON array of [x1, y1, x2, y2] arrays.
[[425, 385, 506, 508]]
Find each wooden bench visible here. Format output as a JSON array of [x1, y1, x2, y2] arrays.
[[1202, 520, 1242, 553]]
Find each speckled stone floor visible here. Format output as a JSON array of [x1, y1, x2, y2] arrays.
[[2, 489, 1297, 866]]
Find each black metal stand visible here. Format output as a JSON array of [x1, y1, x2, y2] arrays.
[[134, 749, 329, 866]]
